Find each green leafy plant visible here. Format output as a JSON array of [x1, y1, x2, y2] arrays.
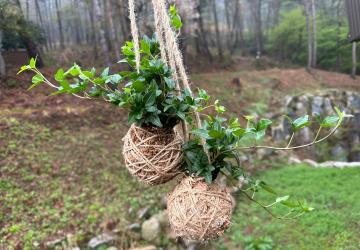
[[182, 93, 350, 218], [18, 34, 211, 128]]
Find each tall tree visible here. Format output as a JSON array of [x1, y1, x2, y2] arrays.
[[55, 0, 65, 49], [231, 0, 245, 53], [335, 0, 342, 70], [304, 0, 312, 69], [13, 0, 44, 67], [211, 0, 223, 59], [87, 0, 98, 59], [311, 0, 317, 67], [105, 0, 120, 60], [73, 0, 82, 44], [351, 42, 357, 78], [304, 0, 317, 69], [0, 30, 5, 79], [94, 0, 110, 65], [249, 0, 263, 55]]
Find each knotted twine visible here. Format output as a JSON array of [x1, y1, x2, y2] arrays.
[[167, 177, 234, 241], [122, 124, 183, 185]]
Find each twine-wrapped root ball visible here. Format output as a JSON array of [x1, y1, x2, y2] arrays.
[[167, 177, 234, 241], [122, 124, 184, 185]]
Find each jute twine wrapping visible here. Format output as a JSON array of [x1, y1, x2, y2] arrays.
[[122, 124, 184, 185], [167, 177, 234, 241]]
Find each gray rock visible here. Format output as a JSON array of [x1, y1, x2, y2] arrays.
[[153, 210, 169, 228], [298, 127, 313, 144], [137, 206, 151, 219], [141, 217, 161, 243], [160, 195, 168, 209], [331, 144, 349, 162], [127, 223, 141, 232], [107, 247, 118, 250], [129, 246, 156, 250], [88, 233, 117, 249], [348, 93, 360, 111], [45, 238, 64, 248], [323, 97, 334, 114], [311, 96, 324, 115]]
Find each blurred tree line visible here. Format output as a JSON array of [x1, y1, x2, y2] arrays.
[[0, 0, 358, 80]]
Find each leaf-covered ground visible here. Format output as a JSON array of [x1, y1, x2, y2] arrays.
[[1, 67, 360, 249]]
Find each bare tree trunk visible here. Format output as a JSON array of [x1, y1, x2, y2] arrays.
[[118, 0, 131, 42], [87, 0, 98, 59], [55, 0, 65, 49], [211, 0, 223, 59], [105, 0, 120, 61], [224, 0, 232, 48], [249, 0, 263, 55], [26, 0, 30, 19], [231, 0, 245, 54], [194, 1, 212, 61], [14, 0, 44, 67], [45, 0, 54, 49], [311, 0, 317, 68], [35, 0, 44, 25], [73, 0, 82, 44], [351, 42, 357, 79], [0, 30, 6, 80], [272, 0, 281, 26], [94, 0, 110, 66], [304, 0, 312, 70], [335, 0, 342, 71]]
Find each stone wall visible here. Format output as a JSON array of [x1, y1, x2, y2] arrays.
[[272, 90, 360, 162]]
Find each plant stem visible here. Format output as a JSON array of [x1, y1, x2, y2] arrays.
[[286, 132, 295, 148], [232, 119, 342, 152]]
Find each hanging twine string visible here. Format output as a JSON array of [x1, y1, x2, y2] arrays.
[[152, 0, 180, 89], [128, 0, 141, 73], [127, 0, 209, 161], [152, 0, 168, 66], [154, 0, 208, 160]]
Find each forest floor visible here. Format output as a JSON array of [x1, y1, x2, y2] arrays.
[[1, 64, 360, 249]]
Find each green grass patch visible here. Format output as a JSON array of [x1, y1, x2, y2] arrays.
[[225, 164, 360, 250]]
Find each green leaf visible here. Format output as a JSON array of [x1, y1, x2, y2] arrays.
[[259, 181, 277, 195], [28, 74, 44, 90], [204, 171, 213, 184], [229, 117, 240, 128], [69, 65, 80, 76], [191, 129, 211, 139], [208, 130, 224, 139], [320, 115, 339, 127], [232, 128, 246, 137], [164, 77, 175, 89], [215, 105, 226, 114], [17, 65, 31, 74], [257, 119, 272, 131], [149, 115, 162, 127], [132, 80, 145, 92], [54, 69, 65, 81], [176, 111, 186, 121], [29, 58, 36, 68], [276, 195, 290, 203], [198, 89, 210, 101], [140, 39, 151, 55], [101, 67, 109, 78], [292, 115, 310, 131]]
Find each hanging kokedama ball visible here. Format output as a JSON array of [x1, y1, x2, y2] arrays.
[[167, 177, 234, 241], [122, 124, 184, 185]]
